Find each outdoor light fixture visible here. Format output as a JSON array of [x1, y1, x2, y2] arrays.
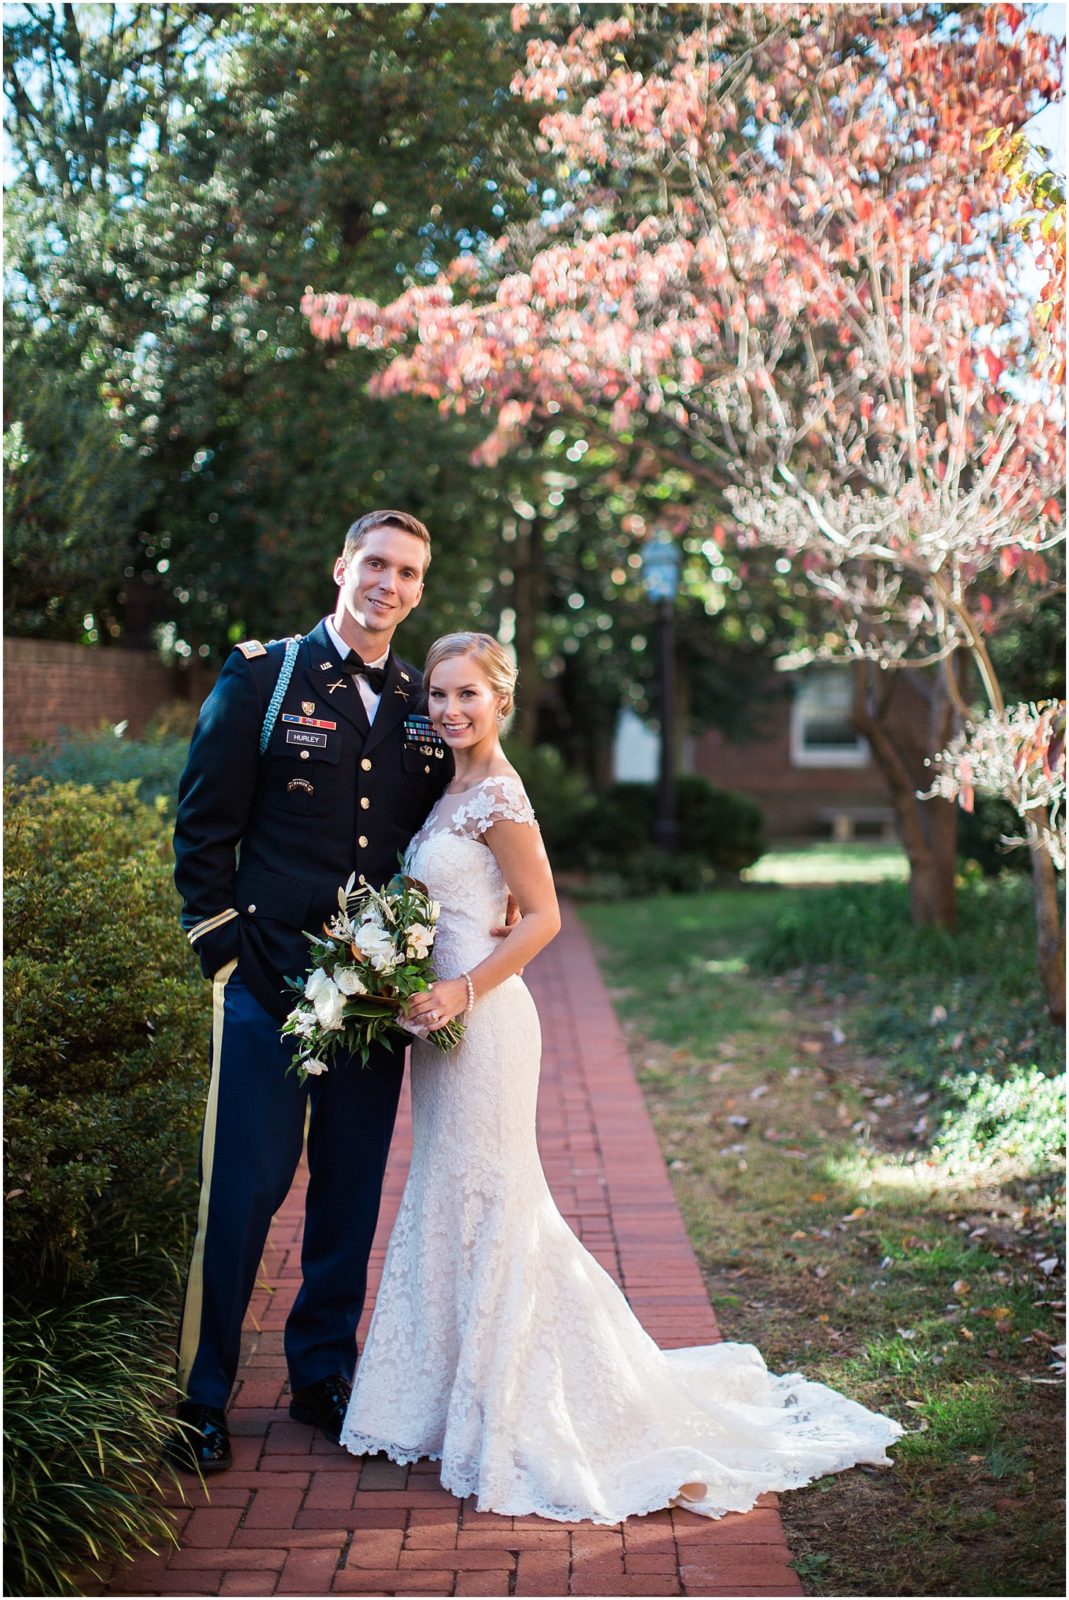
[[641, 533, 682, 853]]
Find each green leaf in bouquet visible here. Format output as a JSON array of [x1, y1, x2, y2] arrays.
[[343, 998, 401, 1018]]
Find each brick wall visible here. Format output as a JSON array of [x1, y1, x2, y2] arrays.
[[694, 671, 933, 837], [3, 637, 215, 756]]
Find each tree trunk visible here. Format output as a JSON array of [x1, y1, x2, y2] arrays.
[[1027, 821, 1066, 1027], [510, 512, 544, 749], [852, 665, 959, 930]]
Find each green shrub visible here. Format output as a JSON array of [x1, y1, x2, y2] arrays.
[[4, 1298, 183, 1596], [4, 776, 205, 1299], [748, 875, 1037, 981], [580, 775, 767, 879], [932, 1065, 1066, 1177], [569, 849, 718, 900], [14, 718, 190, 810], [957, 793, 1031, 877], [503, 742, 597, 869]]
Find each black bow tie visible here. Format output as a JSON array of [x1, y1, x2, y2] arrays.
[[340, 651, 387, 694]]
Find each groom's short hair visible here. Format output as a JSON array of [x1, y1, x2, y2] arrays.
[[342, 509, 432, 573]]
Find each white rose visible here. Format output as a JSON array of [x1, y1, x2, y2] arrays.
[[406, 922, 434, 960], [355, 925, 396, 972], [302, 1057, 329, 1077], [334, 966, 368, 996], [304, 968, 331, 1004], [312, 977, 346, 1030]]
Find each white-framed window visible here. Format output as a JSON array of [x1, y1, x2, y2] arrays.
[[789, 668, 869, 768]]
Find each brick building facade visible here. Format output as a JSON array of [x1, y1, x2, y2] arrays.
[[3, 638, 212, 756], [693, 665, 933, 839]]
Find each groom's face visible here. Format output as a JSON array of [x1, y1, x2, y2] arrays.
[[333, 526, 426, 645]]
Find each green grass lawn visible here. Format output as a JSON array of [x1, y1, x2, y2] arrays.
[[580, 880, 1065, 1599]]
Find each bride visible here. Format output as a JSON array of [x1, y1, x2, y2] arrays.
[[339, 631, 902, 1524]]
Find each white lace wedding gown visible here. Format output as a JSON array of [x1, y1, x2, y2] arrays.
[[340, 775, 902, 1523]]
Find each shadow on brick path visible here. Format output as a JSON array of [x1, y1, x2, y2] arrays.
[[100, 901, 802, 1598]]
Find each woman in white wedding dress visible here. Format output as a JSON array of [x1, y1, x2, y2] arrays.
[[340, 631, 902, 1524]]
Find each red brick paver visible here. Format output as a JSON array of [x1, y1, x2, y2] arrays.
[[103, 902, 802, 1598]]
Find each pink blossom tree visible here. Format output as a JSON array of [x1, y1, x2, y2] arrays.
[[304, 3, 1064, 941]]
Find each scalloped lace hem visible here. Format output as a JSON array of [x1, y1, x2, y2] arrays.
[[340, 1430, 900, 1525]]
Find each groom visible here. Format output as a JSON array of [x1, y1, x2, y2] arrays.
[[170, 509, 452, 1471]]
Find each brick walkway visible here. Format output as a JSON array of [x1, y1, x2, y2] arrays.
[[104, 903, 802, 1599]]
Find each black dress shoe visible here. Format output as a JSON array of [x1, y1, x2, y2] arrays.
[[289, 1373, 352, 1444], [165, 1402, 232, 1473]]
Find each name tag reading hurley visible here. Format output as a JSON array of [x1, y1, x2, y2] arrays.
[[286, 729, 328, 749]]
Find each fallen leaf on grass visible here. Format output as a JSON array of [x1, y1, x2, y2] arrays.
[[952, 1279, 971, 1297], [808, 1191, 827, 1203]]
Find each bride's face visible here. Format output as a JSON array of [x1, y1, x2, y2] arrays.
[[426, 655, 506, 755]]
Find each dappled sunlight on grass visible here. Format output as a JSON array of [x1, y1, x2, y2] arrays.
[[581, 882, 1065, 1599], [824, 1149, 1041, 1195], [744, 840, 910, 885]]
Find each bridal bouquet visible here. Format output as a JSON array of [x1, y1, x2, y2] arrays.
[[283, 871, 464, 1081]]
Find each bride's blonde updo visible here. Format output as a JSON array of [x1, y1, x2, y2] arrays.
[[423, 632, 517, 727]]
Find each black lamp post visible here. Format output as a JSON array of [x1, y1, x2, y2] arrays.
[[642, 534, 682, 854]]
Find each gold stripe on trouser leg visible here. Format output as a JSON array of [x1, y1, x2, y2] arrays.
[[177, 958, 237, 1396]]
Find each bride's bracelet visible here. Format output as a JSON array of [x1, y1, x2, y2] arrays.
[[461, 972, 476, 1016]]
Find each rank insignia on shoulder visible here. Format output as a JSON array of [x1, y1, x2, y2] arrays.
[[236, 640, 267, 659]]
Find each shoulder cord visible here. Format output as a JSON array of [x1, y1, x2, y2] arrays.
[[259, 637, 302, 754]]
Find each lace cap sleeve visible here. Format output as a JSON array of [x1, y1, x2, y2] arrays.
[[453, 775, 537, 838]]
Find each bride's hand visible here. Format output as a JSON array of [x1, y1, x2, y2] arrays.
[[405, 977, 468, 1030]]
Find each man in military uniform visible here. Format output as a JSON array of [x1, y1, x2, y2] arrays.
[[170, 510, 452, 1472]]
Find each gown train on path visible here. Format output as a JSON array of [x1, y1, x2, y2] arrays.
[[341, 776, 902, 1525]]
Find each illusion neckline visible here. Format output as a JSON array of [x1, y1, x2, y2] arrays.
[[443, 771, 522, 798]]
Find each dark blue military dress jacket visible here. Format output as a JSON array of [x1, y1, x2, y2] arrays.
[[174, 620, 452, 1021]]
